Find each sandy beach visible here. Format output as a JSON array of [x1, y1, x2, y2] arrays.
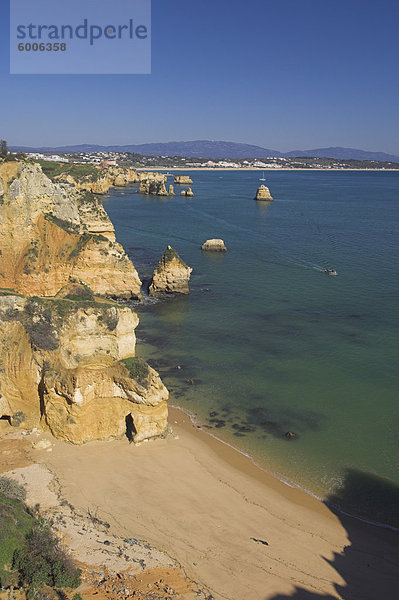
[[2, 407, 396, 600]]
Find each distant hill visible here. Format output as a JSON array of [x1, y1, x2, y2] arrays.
[[10, 140, 281, 159], [284, 146, 399, 162], [9, 141, 399, 162]]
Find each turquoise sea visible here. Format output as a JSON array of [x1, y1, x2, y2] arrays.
[[104, 170, 399, 528]]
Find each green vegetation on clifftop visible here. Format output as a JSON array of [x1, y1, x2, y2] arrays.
[[120, 357, 149, 384], [0, 477, 81, 592], [37, 160, 104, 183]]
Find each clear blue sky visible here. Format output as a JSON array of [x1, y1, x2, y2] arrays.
[[1, 0, 399, 153]]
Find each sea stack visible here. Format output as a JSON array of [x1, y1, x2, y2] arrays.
[[181, 187, 194, 197], [174, 175, 193, 185], [168, 184, 175, 196], [139, 173, 168, 196], [201, 239, 227, 252], [149, 245, 192, 295], [255, 184, 273, 201]]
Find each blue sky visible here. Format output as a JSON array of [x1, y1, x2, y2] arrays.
[[1, 0, 399, 153]]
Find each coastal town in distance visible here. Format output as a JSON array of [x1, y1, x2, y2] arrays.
[[17, 149, 399, 171]]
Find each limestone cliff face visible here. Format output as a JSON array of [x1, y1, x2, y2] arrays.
[[0, 292, 168, 444], [254, 184, 273, 201], [56, 166, 140, 195], [0, 161, 142, 299], [0, 160, 170, 445], [149, 246, 192, 296]]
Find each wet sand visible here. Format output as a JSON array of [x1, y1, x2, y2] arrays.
[[29, 407, 399, 600]]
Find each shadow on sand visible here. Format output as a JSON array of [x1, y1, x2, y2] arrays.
[[268, 468, 399, 600]]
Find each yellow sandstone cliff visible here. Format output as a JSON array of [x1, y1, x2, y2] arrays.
[[56, 165, 140, 195], [0, 160, 169, 444], [0, 292, 168, 443], [0, 161, 142, 299]]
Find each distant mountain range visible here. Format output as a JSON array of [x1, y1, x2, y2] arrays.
[[9, 141, 399, 163]]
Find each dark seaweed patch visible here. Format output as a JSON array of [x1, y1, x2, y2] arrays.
[[208, 418, 226, 428], [243, 405, 324, 439], [147, 358, 171, 370]]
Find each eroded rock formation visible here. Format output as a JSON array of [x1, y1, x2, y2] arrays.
[[174, 175, 193, 185], [180, 187, 194, 197], [201, 239, 227, 252], [55, 166, 140, 195], [0, 161, 142, 299], [254, 184, 273, 201], [149, 246, 192, 296], [0, 291, 168, 443], [138, 173, 168, 196], [0, 159, 169, 444]]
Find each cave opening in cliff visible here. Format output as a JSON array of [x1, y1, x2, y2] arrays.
[[125, 413, 136, 442], [0, 415, 11, 424], [38, 375, 46, 418]]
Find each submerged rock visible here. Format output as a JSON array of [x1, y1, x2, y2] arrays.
[[149, 246, 192, 296], [201, 239, 227, 252], [254, 184, 273, 201]]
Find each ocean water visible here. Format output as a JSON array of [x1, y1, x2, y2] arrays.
[[104, 170, 399, 527]]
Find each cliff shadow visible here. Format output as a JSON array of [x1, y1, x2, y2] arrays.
[[267, 468, 399, 600]]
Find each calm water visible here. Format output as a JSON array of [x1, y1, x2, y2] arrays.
[[104, 170, 399, 527]]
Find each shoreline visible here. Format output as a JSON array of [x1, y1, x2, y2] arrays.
[[169, 405, 399, 533], [17, 405, 399, 600]]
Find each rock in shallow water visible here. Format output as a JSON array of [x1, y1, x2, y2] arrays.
[[149, 246, 192, 295], [254, 185, 273, 201], [201, 239, 227, 252]]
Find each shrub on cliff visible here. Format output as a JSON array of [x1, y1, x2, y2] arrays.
[[0, 488, 80, 592], [13, 525, 81, 590], [121, 357, 149, 384], [0, 491, 35, 588], [0, 477, 27, 502]]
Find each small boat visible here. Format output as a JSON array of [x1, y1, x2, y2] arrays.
[[325, 268, 338, 276], [259, 171, 266, 181]]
